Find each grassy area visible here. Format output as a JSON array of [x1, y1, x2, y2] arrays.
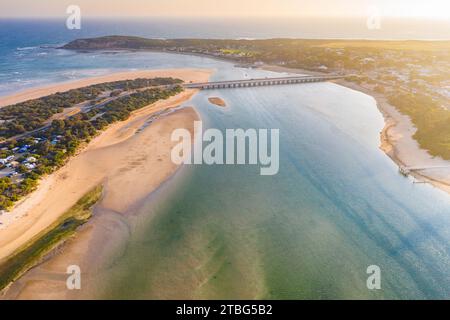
[[220, 49, 255, 57], [316, 40, 450, 52], [0, 185, 103, 291]]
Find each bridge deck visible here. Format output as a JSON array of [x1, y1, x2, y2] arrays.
[[184, 75, 344, 90]]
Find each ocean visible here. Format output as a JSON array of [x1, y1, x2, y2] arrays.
[[1, 18, 450, 299], [1, 17, 450, 95]]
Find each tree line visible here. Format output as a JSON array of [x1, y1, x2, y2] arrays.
[[0, 77, 182, 138], [0, 78, 183, 210]]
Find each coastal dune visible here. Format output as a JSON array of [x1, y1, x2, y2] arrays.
[[4, 106, 200, 299], [0, 69, 211, 298]]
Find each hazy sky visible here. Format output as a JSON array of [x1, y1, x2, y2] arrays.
[[1, 0, 449, 19]]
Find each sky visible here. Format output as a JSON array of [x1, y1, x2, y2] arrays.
[[1, 0, 450, 19]]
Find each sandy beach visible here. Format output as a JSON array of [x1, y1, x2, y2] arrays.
[[334, 79, 450, 195], [262, 64, 450, 196], [0, 68, 211, 298], [0, 69, 210, 107]]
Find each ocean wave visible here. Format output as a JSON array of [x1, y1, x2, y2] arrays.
[[55, 68, 119, 81], [0, 77, 50, 96], [39, 44, 60, 49], [16, 46, 38, 51]]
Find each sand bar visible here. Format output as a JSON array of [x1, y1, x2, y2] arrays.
[[0, 68, 211, 264], [208, 97, 226, 107], [3, 106, 201, 299]]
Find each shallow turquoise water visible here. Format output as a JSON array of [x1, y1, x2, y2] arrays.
[[99, 64, 450, 299], [1, 32, 450, 298]]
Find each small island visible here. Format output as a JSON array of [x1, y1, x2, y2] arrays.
[[208, 97, 226, 108]]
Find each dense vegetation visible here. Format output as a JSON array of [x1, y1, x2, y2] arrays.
[[0, 78, 183, 210], [0, 185, 102, 290], [0, 77, 182, 138], [389, 93, 450, 160]]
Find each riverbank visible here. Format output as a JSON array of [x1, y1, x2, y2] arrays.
[[341, 79, 450, 194], [261, 64, 450, 196], [0, 68, 211, 298]]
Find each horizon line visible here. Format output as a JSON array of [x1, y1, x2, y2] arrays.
[[1, 15, 450, 21]]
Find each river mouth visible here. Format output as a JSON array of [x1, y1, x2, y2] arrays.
[[88, 60, 450, 299], [2, 50, 450, 299]]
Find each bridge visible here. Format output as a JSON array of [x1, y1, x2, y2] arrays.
[[184, 75, 344, 90]]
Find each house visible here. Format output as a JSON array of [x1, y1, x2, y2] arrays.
[[0, 156, 12, 165], [24, 163, 36, 170], [10, 161, 19, 168], [7, 171, 18, 177], [26, 156, 37, 163]]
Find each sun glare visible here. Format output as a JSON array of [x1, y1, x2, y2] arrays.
[[383, 0, 450, 19]]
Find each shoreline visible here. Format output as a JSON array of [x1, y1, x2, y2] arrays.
[[109, 47, 450, 195], [0, 185, 103, 293], [261, 64, 450, 196], [334, 78, 450, 195], [0, 68, 212, 107], [2, 106, 202, 299], [1, 53, 449, 297], [0, 68, 211, 269]]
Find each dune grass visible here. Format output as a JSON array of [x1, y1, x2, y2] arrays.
[[0, 185, 103, 291]]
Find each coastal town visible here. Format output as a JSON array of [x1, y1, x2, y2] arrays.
[[66, 37, 449, 109], [164, 40, 449, 111], [0, 77, 183, 211]]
